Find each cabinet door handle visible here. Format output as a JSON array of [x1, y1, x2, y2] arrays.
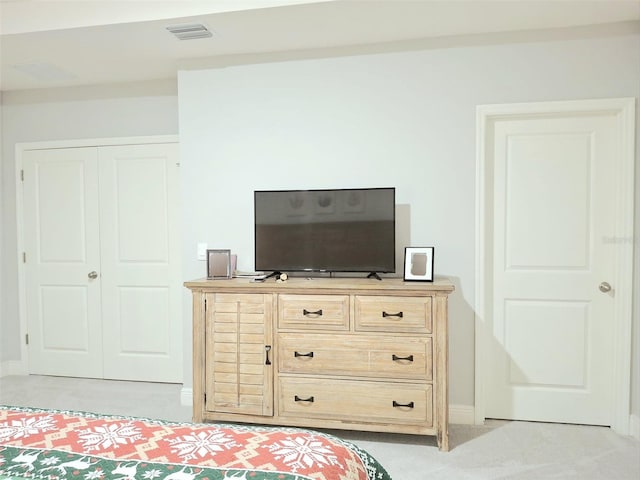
[[294, 351, 314, 358], [303, 308, 323, 317], [265, 345, 272, 365], [295, 395, 315, 403], [382, 311, 403, 318], [392, 401, 414, 409], [392, 354, 414, 362]]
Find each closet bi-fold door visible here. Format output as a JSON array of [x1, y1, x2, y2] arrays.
[[23, 143, 182, 382], [23, 147, 103, 378], [98, 144, 182, 382]]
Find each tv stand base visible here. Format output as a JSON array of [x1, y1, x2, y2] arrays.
[[367, 272, 382, 281]]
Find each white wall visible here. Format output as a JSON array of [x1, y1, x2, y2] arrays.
[[178, 32, 640, 410], [1, 29, 638, 421], [0, 80, 178, 368]]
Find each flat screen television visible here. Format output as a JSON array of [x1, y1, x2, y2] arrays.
[[254, 187, 395, 274]]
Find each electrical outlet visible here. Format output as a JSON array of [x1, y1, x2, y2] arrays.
[[197, 243, 207, 260]]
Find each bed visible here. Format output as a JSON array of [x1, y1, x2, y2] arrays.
[[0, 405, 391, 480]]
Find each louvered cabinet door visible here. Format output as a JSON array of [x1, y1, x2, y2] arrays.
[[205, 293, 273, 416]]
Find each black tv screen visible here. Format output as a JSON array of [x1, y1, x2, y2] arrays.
[[254, 187, 395, 273]]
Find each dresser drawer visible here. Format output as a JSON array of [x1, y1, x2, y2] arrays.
[[278, 294, 349, 330], [355, 296, 432, 333], [279, 377, 432, 426], [279, 333, 432, 380]]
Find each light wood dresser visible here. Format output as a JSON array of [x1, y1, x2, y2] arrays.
[[184, 277, 455, 451]]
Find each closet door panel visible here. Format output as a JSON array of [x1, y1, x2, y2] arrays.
[[99, 143, 182, 382], [23, 147, 103, 377]]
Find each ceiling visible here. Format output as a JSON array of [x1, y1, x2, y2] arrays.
[[1, 0, 639, 92]]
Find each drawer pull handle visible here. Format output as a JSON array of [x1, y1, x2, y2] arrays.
[[392, 401, 415, 409], [265, 345, 272, 365], [294, 351, 314, 358], [295, 395, 315, 403], [392, 354, 414, 362], [303, 308, 323, 317], [382, 311, 403, 318]]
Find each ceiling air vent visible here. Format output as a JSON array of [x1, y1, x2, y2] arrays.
[[166, 23, 213, 40]]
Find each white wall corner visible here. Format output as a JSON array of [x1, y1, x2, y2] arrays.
[[450, 404, 475, 425], [180, 387, 193, 408], [629, 414, 640, 441], [0, 361, 28, 377]]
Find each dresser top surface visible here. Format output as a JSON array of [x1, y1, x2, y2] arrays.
[[184, 276, 454, 295]]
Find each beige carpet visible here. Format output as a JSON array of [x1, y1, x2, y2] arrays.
[[1, 375, 638, 479]]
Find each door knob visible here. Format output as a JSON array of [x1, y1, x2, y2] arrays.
[[599, 282, 611, 293], [88, 271, 98, 280]]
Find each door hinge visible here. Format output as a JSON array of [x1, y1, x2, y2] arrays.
[[22, 252, 26, 263], [204, 393, 207, 403], [25, 334, 29, 345], [20, 170, 24, 182]]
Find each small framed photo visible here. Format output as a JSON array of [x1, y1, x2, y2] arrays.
[[404, 247, 434, 282], [207, 249, 232, 279]]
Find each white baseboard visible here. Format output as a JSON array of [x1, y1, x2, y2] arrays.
[[450, 404, 475, 425], [630, 413, 640, 441], [0, 361, 28, 377], [181, 387, 193, 408]]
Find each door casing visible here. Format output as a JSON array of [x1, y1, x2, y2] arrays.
[[474, 98, 635, 434]]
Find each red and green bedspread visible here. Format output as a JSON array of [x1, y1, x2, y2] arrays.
[[0, 406, 391, 480]]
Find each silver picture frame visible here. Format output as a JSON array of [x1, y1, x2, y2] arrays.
[[207, 249, 232, 279]]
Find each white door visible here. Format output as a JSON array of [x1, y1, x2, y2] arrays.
[[486, 111, 620, 425], [23, 148, 103, 377], [99, 144, 182, 382], [23, 142, 182, 382]]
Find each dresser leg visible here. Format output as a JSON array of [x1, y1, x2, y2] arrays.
[[437, 429, 449, 452]]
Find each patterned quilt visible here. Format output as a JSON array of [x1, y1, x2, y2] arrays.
[[0, 406, 391, 480]]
